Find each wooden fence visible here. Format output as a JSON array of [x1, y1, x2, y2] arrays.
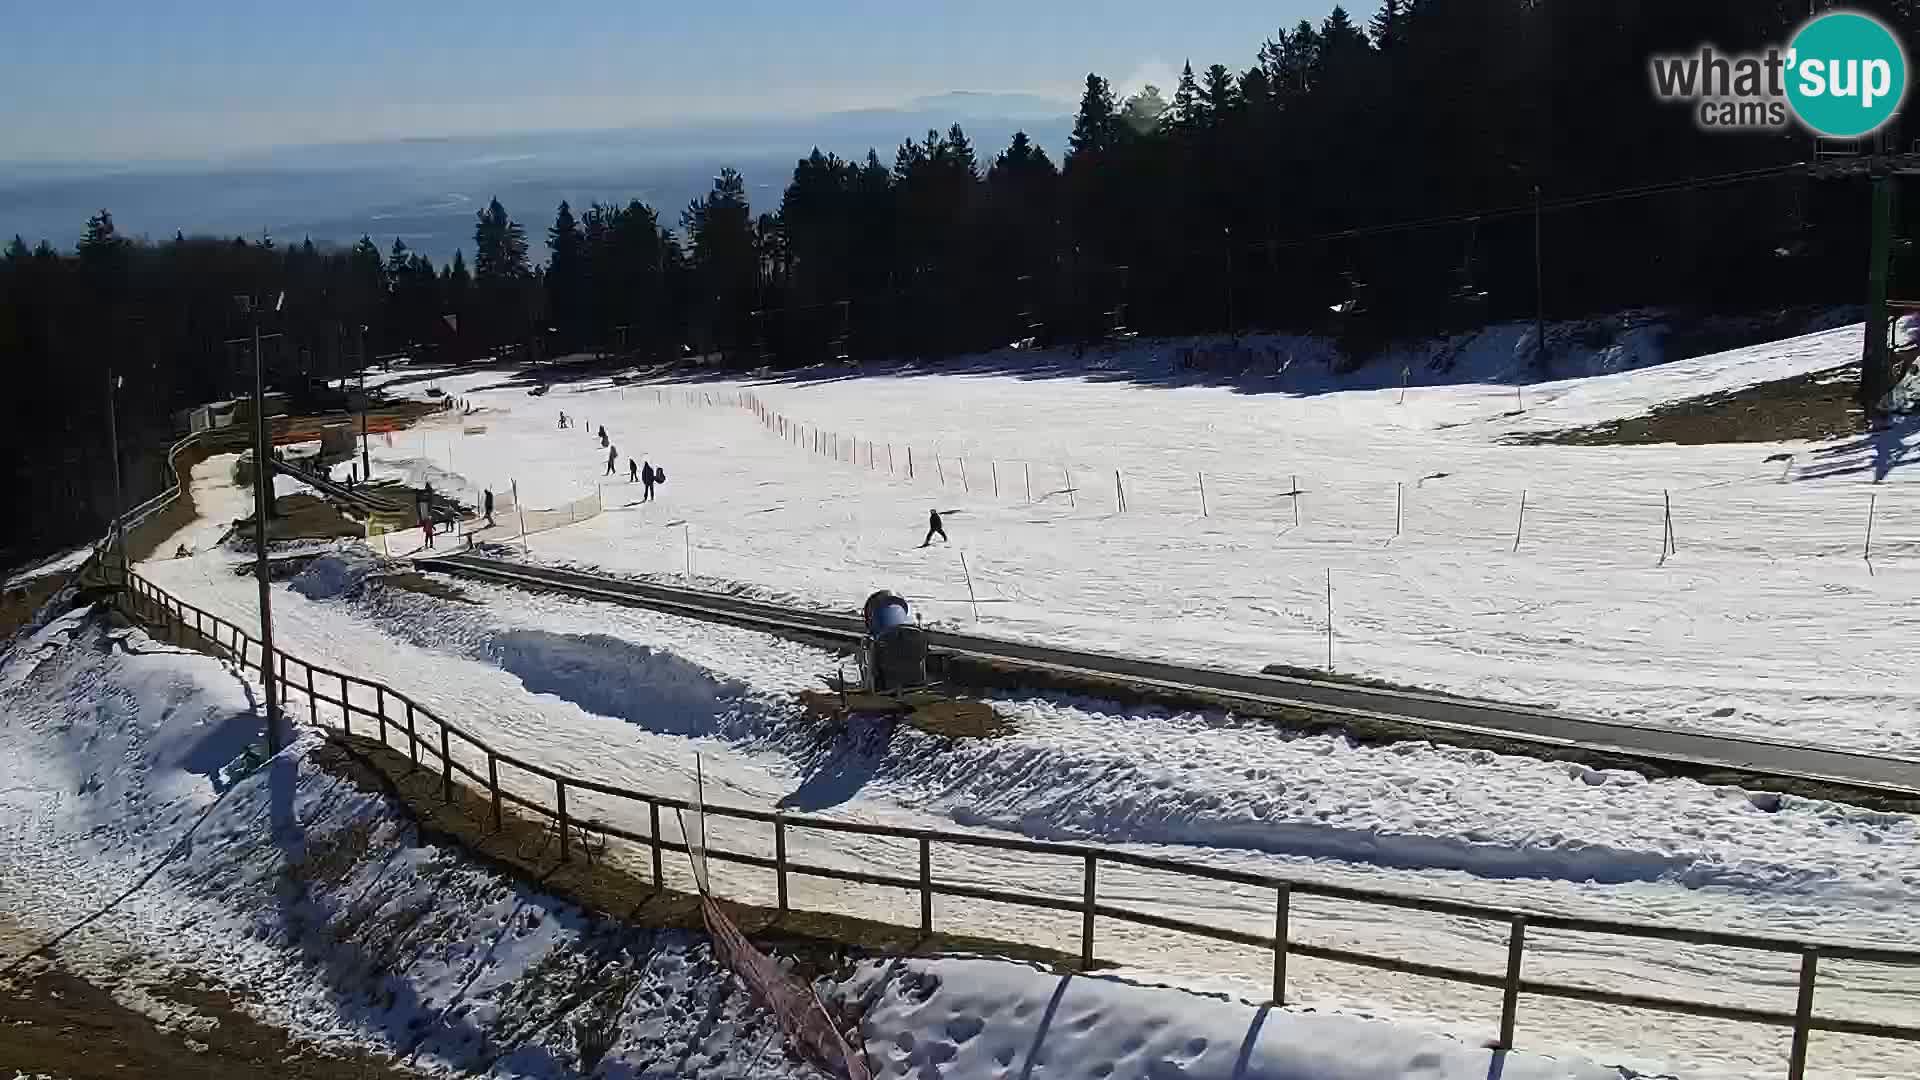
[[113, 569, 1920, 1080]]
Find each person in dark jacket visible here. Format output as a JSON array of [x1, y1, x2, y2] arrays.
[[483, 488, 495, 527], [641, 462, 656, 502], [921, 508, 947, 547], [628, 459, 639, 483], [605, 444, 618, 476]]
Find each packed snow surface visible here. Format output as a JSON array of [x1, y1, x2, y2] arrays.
[[366, 324, 1920, 756], [115, 323, 1920, 1078], [0, 606, 1642, 1079]]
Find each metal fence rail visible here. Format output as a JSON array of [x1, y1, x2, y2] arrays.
[[113, 570, 1920, 1079]]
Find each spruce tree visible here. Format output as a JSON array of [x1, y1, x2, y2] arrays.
[[1068, 74, 1120, 161]]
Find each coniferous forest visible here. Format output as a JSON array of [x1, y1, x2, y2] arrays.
[[4, 0, 1917, 563]]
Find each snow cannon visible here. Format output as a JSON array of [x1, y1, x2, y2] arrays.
[[861, 590, 928, 692]]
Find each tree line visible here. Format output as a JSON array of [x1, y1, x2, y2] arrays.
[[4, 0, 1913, 563]]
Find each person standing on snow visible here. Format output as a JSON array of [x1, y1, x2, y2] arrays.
[[642, 462, 656, 502], [628, 459, 639, 483], [483, 488, 495, 527], [605, 444, 618, 476], [921, 508, 947, 547]]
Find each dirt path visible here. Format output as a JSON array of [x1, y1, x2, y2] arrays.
[[0, 912, 421, 1080]]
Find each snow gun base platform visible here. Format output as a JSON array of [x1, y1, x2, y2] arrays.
[[799, 684, 1007, 740]]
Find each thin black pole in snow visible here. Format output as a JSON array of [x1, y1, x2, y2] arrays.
[[909, 446, 914, 478], [1291, 475, 1300, 528], [1114, 469, 1125, 512], [1199, 472, 1208, 517], [1512, 489, 1527, 552], [960, 552, 980, 623], [1025, 462, 1032, 503], [1665, 490, 1677, 556], [1325, 569, 1334, 672], [992, 460, 999, 498], [889, 443, 895, 473], [1866, 492, 1878, 563], [937, 454, 946, 486], [961, 457, 969, 493], [1064, 465, 1075, 507]]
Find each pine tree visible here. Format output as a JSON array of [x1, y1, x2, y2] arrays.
[[4, 235, 27, 263], [1171, 62, 1204, 134], [77, 209, 125, 260], [472, 197, 529, 281], [546, 200, 586, 347], [1199, 64, 1242, 123], [1068, 74, 1120, 161], [943, 124, 977, 179], [1369, 0, 1406, 50]]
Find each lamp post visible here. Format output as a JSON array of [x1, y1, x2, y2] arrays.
[[106, 369, 124, 586]]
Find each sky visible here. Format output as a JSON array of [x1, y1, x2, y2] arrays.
[[1, 0, 1371, 162]]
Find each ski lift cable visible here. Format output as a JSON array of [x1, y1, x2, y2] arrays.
[[1265, 160, 1813, 250]]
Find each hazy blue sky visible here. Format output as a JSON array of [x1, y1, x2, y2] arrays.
[[3, 0, 1368, 161]]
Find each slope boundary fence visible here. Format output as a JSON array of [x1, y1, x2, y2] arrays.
[[108, 567, 1920, 1080], [634, 385, 1915, 568]]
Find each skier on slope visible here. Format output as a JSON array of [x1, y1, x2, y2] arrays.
[[921, 508, 948, 547]]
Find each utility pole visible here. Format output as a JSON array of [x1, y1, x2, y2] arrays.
[[357, 324, 371, 480], [1224, 227, 1235, 339], [1861, 170, 1895, 416], [105, 368, 124, 587], [1532, 185, 1547, 373], [232, 293, 286, 755]]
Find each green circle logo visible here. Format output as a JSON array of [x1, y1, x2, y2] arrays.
[[1786, 12, 1908, 137]]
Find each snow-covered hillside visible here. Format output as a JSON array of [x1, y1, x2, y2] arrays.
[[102, 322, 1920, 1078], [366, 323, 1920, 755], [0, 605, 1639, 1079]]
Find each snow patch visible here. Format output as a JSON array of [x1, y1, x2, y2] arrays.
[[842, 956, 1637, 1080], [289, 550, 390, 601]]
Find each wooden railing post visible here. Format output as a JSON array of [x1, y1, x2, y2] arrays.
[[440, 724, 453, 803], [405, 701, 418, 767], [556, 779, 570, 862], [1274, 885, 1290, 1006], [918, 837, 932, 935], [1498, 916, 1526, 1049], [1788, 948, 1819, 1080], [774, 816, 789, 913], [649, 801, 664, 886], [1081, 854, 1097, 968], [487, 753, 502, 830], [340, 674, 352, 736]]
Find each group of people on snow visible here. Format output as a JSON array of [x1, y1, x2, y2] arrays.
[[579, 414, 662, 501]]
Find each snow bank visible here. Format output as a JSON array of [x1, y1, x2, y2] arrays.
[[841, 957, 1632, 1080], [288, 549, 391, 600], [0, 606, 828, 1078]]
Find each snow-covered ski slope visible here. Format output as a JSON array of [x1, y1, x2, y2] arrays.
[[378, 323, 1919, 755], [133, 450, 1920, 1075], [0, 602, 1633, 1079]]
